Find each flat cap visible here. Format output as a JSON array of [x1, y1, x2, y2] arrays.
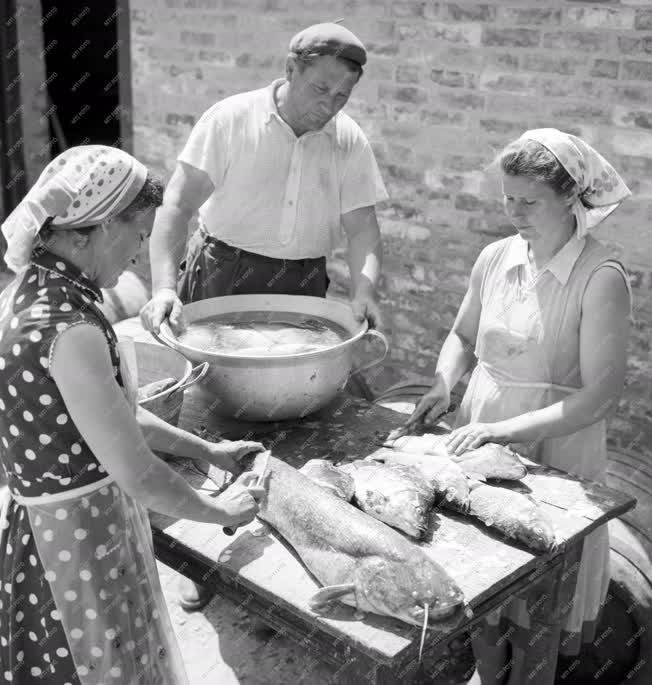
[[289, 22, 367, 67]]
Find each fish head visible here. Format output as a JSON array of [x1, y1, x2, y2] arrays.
[[355, 557, 465, 627], [520, 510, 557, 553]]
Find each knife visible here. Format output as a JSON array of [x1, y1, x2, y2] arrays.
[[223, 450, 271, 537], [384, 402, 457, 444]]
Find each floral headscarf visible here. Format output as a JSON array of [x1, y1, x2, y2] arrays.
[[518, 128, 631, 238], [1, 145, 147, 273]]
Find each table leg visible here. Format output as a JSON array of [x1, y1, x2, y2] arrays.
[[521, 542, 584, 685]]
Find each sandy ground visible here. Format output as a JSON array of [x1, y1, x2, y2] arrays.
[[157, 561, 475, 684]]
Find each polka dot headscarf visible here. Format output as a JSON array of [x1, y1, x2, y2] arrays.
[[1, 145, 148, 272], [519, 128, 631, 238]]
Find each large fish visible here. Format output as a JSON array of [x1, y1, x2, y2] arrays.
[[253, 454, 467, 629], [366, 449, 471, 510], [381, 433, 527, 482], [456, 482, 557, 554], [338, 460, 436, 539], [451, 443, 527, 482], [298, 459, 354, 501]]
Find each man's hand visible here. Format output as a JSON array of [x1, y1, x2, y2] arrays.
[[351, 291, 383, 330], [140, 288, 185, 335]]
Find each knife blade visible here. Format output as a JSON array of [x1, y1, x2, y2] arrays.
[[223, 450, 271, 536], [384, 402, 457, 445]]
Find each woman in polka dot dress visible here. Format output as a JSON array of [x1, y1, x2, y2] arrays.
[[0, 146, 265, 683]]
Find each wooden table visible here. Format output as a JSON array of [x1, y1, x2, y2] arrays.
[[149, 390, 635, 684]]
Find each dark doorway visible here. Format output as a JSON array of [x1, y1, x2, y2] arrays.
[[40, 0, 122, 153]]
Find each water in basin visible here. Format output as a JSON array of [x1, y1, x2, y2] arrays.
[[177, 311, 350, 356]]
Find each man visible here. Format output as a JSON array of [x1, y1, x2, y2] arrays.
[[140, 22, 388, 336], [141, 23, 388, 611]]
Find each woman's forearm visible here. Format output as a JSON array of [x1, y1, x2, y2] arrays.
[[136, 405, 209, 460], [125, 456, 227, 523], [504, 383, 620, 444], [434, 329, 476, 393]]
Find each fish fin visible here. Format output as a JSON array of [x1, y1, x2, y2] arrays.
[[466, 472, 486, 482], [308, 584, 356, 610]]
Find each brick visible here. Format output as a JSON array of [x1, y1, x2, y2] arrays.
[[482, 28, 540, 48], [613, 106, 652, 129], [467, 215, 514, 238], [521, 53, 585, 76], [611, 130, 652, 156], [622, 60, 652, 80], [487, 53, 519, 71], [444, 154, 490, 173], [479, 71, 537, 96], [609, 84, 652, 104], [396, 64, 421, 84], [438, 90, 485, 111], [424, 171, 468, 192], [618, 35, 652, 55], [565, 7, 635, 30], [479, 119, 524, 136], [391, 2, 426, 18], [419, 109, 466, 126], [590, 59, 619, 79], [375, 20, 396, 40], [379, 84, 428, 105], [486, 93, 541, 117], [454, 193, 481, 211], [540, 79, 605, 99], [385, 164, 424, 184], [397, 24, 424, 40], [549, 103, 612, 125], [365, 42, 400, 57], [441, 3, 496, 23], [543, 31, 610, 53], [427, 21, 482, 46], [499, 8, 561, 26], [635, 9, 652, 30], [430, 69, 477, 88]]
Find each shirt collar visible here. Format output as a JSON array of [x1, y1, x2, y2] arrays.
[[264, 79, 337, 138], [504, 233, 586, 285], [30, 248, 104, 302]]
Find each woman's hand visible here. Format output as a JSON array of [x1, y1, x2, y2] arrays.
[[205, 439, 265, 472], [445, 421, 512, 456], [409, 376, 452, 427], [213, 471, 266, 528]]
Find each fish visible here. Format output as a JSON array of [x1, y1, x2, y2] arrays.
[[451, 443, 527, 482], [250, 453, 467, 628], [383, 432, 452, 455], [298, 459, 355, 501], [366, 449, 470, 510], [338, 460, 436, 539], [457, 482, 557, 554]]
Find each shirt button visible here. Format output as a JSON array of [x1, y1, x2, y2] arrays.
[[288, 200, 293, 206]]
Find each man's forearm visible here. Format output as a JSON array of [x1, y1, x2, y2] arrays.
[[347, 227, 382, 295], [150, 204, 192, 292]]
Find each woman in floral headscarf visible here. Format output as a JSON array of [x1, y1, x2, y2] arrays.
[[405, 129, 632, 683], [0, 146, 265, 683]]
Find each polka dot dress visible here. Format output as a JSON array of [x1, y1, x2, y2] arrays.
[[0, 251, 188, 683]]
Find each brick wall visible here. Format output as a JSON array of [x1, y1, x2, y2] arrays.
[[129, 1, 652, 465]]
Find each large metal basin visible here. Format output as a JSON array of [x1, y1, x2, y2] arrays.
[[153, 294, 388, 421]]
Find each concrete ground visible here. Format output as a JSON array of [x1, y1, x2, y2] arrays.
[[157, 561, 475, 684]]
